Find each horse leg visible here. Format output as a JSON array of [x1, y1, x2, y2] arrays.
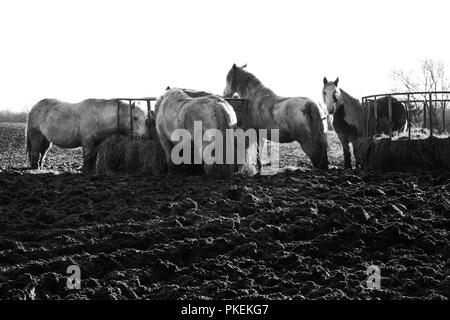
[[82, 138, 96, 174], [39, 137, 51, 169], [28, 129, 44, 170], [339, 135, 352, 169], [256, 131, 261, 173], [296, 132, 323, 169], [201, 138, 233, 178], [247, 141, 259, 176], [351, 139, 364, 168], [30, 149, 41, 170], [159, 135, 176, 174]]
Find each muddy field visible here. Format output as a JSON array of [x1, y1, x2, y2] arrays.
[[0, 122, 449, 300]]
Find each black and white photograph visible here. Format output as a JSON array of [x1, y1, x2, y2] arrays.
[[0, 0, 448, 312]]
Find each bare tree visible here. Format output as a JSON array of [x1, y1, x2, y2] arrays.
[[390, 69, 419, 93], [391, 58, 450, 93], [390, 58, 450, 130]]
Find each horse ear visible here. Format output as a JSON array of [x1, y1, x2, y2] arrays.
[[166, 86, 171, 91], [232, 63, 237, 69], [323, 77, 328, 85], [241, 63, 247, 69], [334, 77, 339, 86]]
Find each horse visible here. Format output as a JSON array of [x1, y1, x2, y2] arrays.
[[322, 77, 407, 168], [223, 64, 329, 170], [26, 98, 147, 172], [318, 101, 332, 133], [165, 86, 215, 98], [366, 96, 407, 133], [165, 86, 250, 128], [155, 88, 238, 177]]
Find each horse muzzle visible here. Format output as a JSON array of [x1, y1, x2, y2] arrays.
[[328, 94, 339, 115], [328, 105, 336, 115]]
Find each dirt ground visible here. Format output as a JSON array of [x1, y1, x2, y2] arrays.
[[0, 122, 449, 300]]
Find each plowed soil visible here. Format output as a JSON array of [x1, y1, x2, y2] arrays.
[[0, 123, 449, 300]]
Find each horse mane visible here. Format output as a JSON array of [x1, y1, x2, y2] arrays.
[[339, 89, 362, 108], [80, 99, 133, 111], [336, 88, 365, 136], [232, 67, 275, 95], [233, 67, 262, 86], [166, 88, 191, 100], [176, 88, 215, 98], [233, 68, 282, 103], [85, 98, 108, 103]]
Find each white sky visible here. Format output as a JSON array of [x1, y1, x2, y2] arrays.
[[1, 0, 449, 112]]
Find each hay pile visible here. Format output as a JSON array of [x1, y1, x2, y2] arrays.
[[89, 133, 244, 177], [92, 135, 167, 175], [358, 131, 450, 171]]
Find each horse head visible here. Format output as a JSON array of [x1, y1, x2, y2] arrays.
[[322, 77, 340, 115], [130, 102, 148, 139], [223, 63, 247, 98]]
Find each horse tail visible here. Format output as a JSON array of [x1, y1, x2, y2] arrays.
[[26, 127, 31, 164], [399, 101, 408, 132], [25, 108, 33, 165], [207, 103, 235, 179], [305, 100, 329, 169]]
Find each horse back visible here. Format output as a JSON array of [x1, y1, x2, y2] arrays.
[[259, 95, 310, 127], [28, 99, 74, 128], [378, 97, 406, 130], [157, 91, 236, 138], [369, 97, 407, 132], [28, 98, 121, 148], [180, 96, 236, 132], [27, 99, 83, 147]]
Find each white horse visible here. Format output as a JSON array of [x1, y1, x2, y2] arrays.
[[155, 88, 238, 177], [322, 77, 406, 168], [26, 99, 147, 171]]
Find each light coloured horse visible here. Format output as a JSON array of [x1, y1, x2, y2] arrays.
[[165, 86, 214, 98], [26, 98, 147, 171], [322, 77, 407, 168], [318, 101, 332, 133], [155, 88, 238, 177], [165, 86, 250, 129], [223, 64, 329, 170]]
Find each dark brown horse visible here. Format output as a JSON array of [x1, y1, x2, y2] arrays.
[[366, 96, 407, 134], [322, 77, 406, 168]]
